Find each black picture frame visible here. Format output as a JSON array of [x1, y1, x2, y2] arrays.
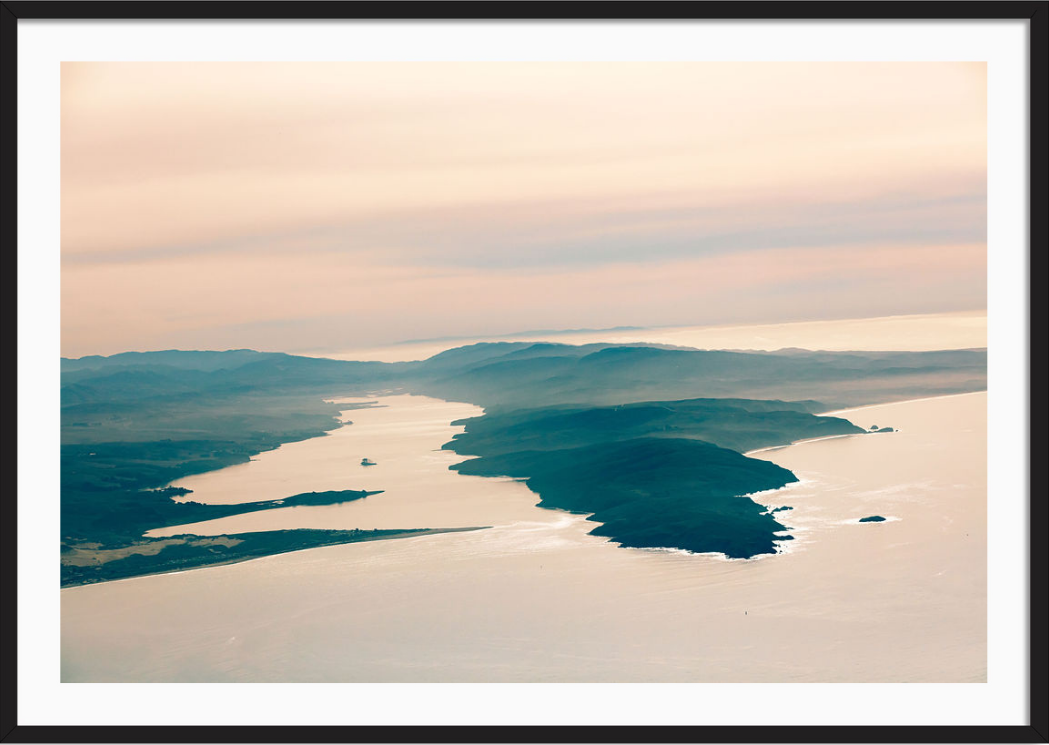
[[2, 2, 1045, 743]]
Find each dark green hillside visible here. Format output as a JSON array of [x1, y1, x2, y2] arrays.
[[62, 527, 483, 587], [442, 396, 866, 556], [62, 352, 399, 408], [60, 352, 411, 585], [413, 343, 987, 410], [445, 397, 864, 457], [408, 342, 536, 372], [454, 437, 796, 558], [61, 478, 378, 547], [60, 348, 277, 373]]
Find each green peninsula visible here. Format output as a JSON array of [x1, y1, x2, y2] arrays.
[[454, 437, 796, 557], [445, 397, 865, 557]]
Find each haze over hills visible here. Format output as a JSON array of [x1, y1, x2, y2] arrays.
[[60, 342, 987, 423], [60, 349, 278, 373], [409, 342, 987, 410], [59, 341, 987, 584]]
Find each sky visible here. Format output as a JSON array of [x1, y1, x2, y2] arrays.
[[60, 62, 986, 358]]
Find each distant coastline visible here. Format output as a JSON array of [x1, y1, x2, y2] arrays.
[[819, 389, 988, 417], [298, 310, 987, 364], [391, 325, 647, 346]]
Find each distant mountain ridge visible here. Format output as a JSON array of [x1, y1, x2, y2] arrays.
[[61, 349, 278, 373], [62, 341, 988, 412]]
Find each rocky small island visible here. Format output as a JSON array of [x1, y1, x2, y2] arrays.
[[859, 515, 887, 523]]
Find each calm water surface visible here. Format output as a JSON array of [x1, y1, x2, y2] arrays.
[[61, 390, 986, 682], [313, 310, 986, 362]]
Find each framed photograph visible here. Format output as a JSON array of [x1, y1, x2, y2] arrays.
[[5, 2, 1045, 742]]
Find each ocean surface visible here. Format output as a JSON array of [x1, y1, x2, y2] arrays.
[[308, 310, 987, 362], [61, 390, 986, 682]]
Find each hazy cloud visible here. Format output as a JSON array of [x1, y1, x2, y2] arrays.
[[61, 62, 986, 356]]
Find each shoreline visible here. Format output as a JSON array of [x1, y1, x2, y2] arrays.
[[745, 434, 856, 456], [741, 390, 987, 456], [739, 392, 987, 559], [743, 390, 987, 566], [60, 526, 488, 591], [818, 389, 986, 417]]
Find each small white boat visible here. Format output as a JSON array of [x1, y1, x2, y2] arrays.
[[361, 458, 376, 467]]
